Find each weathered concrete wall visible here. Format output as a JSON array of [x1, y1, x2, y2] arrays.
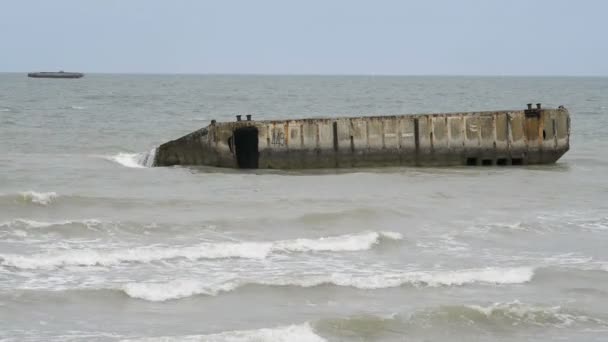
[[154, 107, 570, 169]]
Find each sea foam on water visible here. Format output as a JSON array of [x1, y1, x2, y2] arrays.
[[19, 191, 57, 205], [119, 266, 535, 302], [120, 323, 326, 342], [107, 148, 157, 168], [0, 231, 403, 269]]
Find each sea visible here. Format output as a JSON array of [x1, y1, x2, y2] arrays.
[[1, 74, 608, 341]]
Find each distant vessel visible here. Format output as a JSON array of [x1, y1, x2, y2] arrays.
[[27, 71, 84, 79]]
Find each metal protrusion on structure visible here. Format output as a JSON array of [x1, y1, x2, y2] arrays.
[[527, 103, 532, 110], [236, 115, 242, 121], [246, 114, 252, 121], [536, 103, 541, 109], [211, 119, 216, 125]]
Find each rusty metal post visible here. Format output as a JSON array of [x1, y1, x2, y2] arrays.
[[236, 115, 242, 121], [536, 103, 541, 109], [527, 103, 532, 110], [246, 114, 252, 121]]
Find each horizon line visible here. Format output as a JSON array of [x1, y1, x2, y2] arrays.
[[1, 71, 607, 78]]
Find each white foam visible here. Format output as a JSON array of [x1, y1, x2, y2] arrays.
[[379, 231, 403, 240], [120, 267, 535, 302], [107, 153, 146, 168], [465, 300, 606, 327], [12, 230, 27, 237], [106, 148, 156, 168], [274, 231, 401, 252], [0, 231, 400, 269], [0, 242, 272, 269], [121, 323, 325, 342], [413, 267, 535, 287], [258, 266, 535, 289], [20, 191, 57, 205], [17, 219, 68, 228], [0, 218, 101, 229], [140, 148, 157, 167], [123, 279, 239, 301], [0, 108, 10, 112]]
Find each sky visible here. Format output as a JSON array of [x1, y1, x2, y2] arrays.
[[1, 0, 606, 75]]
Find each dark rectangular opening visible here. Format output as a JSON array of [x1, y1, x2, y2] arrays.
[[496, 158, 508, 166], [414, 118, 420, 151], [332, 121, 338, 152], [511, 158, 523, 165], [466, 157, 477, 166], [482, 159, 493, 166], [234, 127, 259, 169]]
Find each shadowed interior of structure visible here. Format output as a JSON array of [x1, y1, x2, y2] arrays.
[[234, 127, 259, 169]]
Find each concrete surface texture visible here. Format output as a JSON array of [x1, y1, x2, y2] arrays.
[[154, 106, 570, 169]]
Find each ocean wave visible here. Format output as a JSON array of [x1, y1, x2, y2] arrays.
[[0, 218, 101, 230], [0, 218, 102, 238], [295, 207, 390, 224], [469, 213, 608, 235], [0, 242, 271, 269], [106, 148, 156, 168], [0, 231, 402, 269], [270, 266, 534, 289], [455, 301, 607, 328], [122, 279, 240, 301], [120, 267, 534, 301], [273, 231, 401, 252], [254, 267, 534, 290], [315, 302, 608, 335], [19, 191, 58, 205], [121, 323, 325, 342]]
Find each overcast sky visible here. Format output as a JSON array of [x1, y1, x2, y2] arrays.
[[1, 0, 606, 75]]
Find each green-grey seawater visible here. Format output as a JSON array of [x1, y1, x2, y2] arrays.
[[1, 74, 608, 341]]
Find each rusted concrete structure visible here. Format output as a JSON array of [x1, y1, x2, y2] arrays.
[[153, 104, 570, 169]]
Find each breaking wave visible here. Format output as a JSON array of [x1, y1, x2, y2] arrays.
[[121, 323, 325, 342], [121, 267, 534, 301], [0, 231, 402, 269], [122, 279, 240, 301], [460, 301, 605, 327], [431, 301, 608, 328], [0, 218, 101, 230], [315, 302, 608, 335], [106, 148, 156, 168], [273, 231, 402, 252], [0, 219, 102, 238], [19, 191, 58, 205]]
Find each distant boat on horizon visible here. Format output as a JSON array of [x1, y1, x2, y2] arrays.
[[27, 71, 84, 79]]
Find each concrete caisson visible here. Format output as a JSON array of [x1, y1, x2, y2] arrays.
[[153, 106, 570, 169]]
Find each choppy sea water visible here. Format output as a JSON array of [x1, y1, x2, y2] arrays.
[[1, 74, 608, 341]]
